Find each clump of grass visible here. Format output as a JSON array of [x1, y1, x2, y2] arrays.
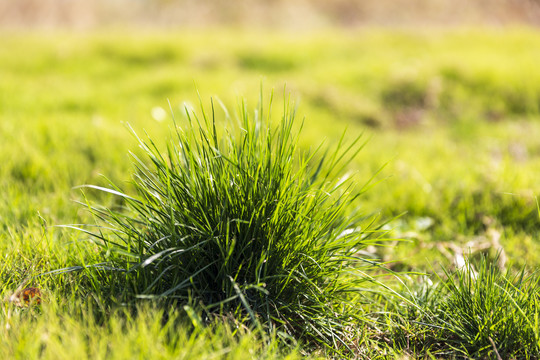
[[387, 257, 540, 358], [66, 91, 384, 353], [442, 262, 539, 358]]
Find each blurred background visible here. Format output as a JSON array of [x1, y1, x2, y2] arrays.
[[1, 0, 540, 273], [1, 0, 540, 29]]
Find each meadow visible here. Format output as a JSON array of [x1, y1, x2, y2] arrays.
[[1, 28, 540, 358]]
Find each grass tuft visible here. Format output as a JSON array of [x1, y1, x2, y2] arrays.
[[387, 256, 540, 358], [64, 91, 385, 353]]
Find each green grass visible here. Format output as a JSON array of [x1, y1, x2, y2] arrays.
[[63, 92, 385, 355], [1, 302, 304, 360], [386, 257, 540, 358], [1, 27, 540, 358]]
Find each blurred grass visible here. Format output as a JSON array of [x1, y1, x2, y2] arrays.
[[2, 0, 540, 29], [1, 29, 539, 265], [1, 27, 540, 358]]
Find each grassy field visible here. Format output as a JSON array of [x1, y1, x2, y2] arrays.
[[1, 28, 540, 358]]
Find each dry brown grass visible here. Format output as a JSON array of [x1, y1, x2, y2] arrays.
[[1, 0, 539, 29]]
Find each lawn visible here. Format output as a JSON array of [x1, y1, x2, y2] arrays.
[[1, 28, 540, 358]]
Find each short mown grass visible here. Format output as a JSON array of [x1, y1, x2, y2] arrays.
[[1, 301, 304, 360]]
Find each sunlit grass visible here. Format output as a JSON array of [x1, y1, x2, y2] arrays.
[[1, 301, 304, 360], [60, 92, 387, 355], [1, 28, 540, 358], [386, 257, 540, 358]]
